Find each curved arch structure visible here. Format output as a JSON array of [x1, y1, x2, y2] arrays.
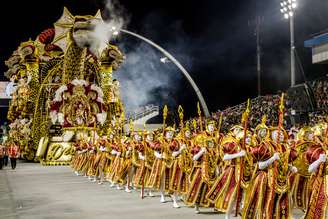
[[120, 29, 210, 117]]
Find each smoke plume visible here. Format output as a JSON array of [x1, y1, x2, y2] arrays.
[[89, 0, 192, 115], [89, 0, 128, 55]]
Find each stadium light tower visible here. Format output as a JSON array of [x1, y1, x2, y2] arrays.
[[280, 0, 297, 87]]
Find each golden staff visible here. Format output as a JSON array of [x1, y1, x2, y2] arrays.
[[141, 122, 148, 199], [163, 105, 168, 134], [235, 98, 250, 216], [178, 105, 184, 130], [129, 119, 134, 136], [120, 110, 125, 140], [93, 122, 96, 146], [192, 118, 197, 134], [217, 112, 223, 138], [161, 104, 169, 160], [277, 93, 285, 150], [127, 118, 135, 190], [197, 102, 203, 132]]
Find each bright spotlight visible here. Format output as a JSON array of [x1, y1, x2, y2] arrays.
[[292, 3, 297, 8], [289, 11, 293, 16], [284, 13, 289, 19]]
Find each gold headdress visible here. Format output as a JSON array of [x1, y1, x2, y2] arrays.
[[296, 126, 313, 142], [194, 133, 207, 146], [254, 115, 269, 140]]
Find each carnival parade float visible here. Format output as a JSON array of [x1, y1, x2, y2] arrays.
[[5, 8, 125, 164]]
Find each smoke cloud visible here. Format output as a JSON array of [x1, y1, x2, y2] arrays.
[[89, 0, 191, 115], [114, 41, 184, 115], [89, 0, 128, 55]]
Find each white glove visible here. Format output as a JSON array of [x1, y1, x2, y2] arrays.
[[223, 150, 246, 161], [273, 152, 280, 161], [239, 150, 246, 157], [180, 144, 187, 151], [172, 151, 180, 158], [215, 166, 220, 176], [126, 150, 130, 156], [138, 152, 145, 160], [116, 152, 121, 157], [309, 153, 326, 173], [290, 166, 298, 173], [111, 150, 118, 155], [258, 153, 279, 170], [193, 148, 205, 161], [319, 154, 327, 162], [154, 151, 163, 159]]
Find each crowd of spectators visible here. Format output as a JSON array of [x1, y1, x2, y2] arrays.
[[309, 78, 328, 110], [148, 77, 328, 134], [212, 95, 281, 132], [210, 77, 328, 133]]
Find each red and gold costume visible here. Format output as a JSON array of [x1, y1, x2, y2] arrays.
[[290, 127, 316, 211], [169, 128, 193, 195], [106, 137, 122, 184], [95, 137, 111, 182], [75, 141, 89, 174], [147, 128, 175, 193], [242, 119, 275, 219], [206, 125, 246, 213], [8, 143, 19, 158], [263, 127, 296, 219], [132, 132, 148, 188], [184, 133, 216, 208], [302, 123, 327, 219], [71, 140, 82, 172], [116, 137, 133, 186]]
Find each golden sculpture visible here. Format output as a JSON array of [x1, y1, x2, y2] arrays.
[[5, 7, 125, 163]]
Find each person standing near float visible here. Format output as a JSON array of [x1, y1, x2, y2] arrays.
[[0, 143, 5, 169], [8, 142, 19, 169], [3, 143, 9, 167]]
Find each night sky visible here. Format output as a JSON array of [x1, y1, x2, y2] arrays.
[[1, 0, 328, 119]]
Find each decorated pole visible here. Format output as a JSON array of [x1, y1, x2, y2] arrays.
[[235, 99, 250, 216], [277, 93, 285, 150], [163, 105, 168, 133], [217, 112, 223, 139], [127, 119, 134, 190], [197, 102, 203, 132]]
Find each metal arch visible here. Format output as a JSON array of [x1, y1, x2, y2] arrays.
[[119, 29, 210, 117]]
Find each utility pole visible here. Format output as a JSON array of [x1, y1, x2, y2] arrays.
[[256, 16, 262, 96], [290, 14, 296, 87]]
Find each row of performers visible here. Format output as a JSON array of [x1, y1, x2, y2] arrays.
[[71, 118, 327, 219]]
